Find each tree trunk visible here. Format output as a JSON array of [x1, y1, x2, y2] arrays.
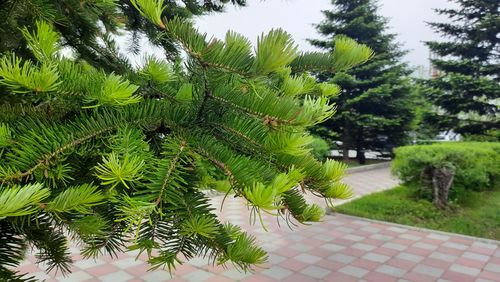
[[355, 130, 366, 165], [356, 146, 366, 165], [342, 120, 350, 162], [431, 167, 455, 209]]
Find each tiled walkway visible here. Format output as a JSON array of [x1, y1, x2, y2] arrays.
[[18, 166, 500, 281]]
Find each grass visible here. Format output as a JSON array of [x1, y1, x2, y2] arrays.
[[336, 185, 500, 240]]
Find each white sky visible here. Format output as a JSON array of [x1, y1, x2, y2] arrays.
[[194, 0, 455, 68]]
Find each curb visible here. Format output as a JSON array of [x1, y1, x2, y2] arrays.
[[327, 212, 500, 246], [346, 161, 391, 174]]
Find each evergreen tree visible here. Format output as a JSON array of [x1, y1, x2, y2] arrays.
[[0, 0, 373, 280], [425, 0, 499, 138], [310, 0, 415, 164], [0, 0, 245, 72]]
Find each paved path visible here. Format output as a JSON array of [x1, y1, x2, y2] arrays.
[[302, 164, 399, 208], [18, 167, 500, 281]]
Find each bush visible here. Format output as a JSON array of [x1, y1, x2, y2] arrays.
[[309, 136, 331, 160], [392, 142, 500, 193]]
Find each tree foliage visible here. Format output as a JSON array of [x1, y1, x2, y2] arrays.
[[0, 1, 372, 280], [0, 0, 245, 73], [425, 0, 499, 138], [310, 0, 415, 163]]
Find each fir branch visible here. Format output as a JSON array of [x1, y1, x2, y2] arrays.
[[207, 92, 294, 125], [155, 140, 186, 205], [1, 126, 115, 182]]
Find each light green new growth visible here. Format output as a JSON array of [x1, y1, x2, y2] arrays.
[[332, 35, 374, 71], [0, 55, 60, 93], [0, 183, 50, 219], [130, 0, 166, 28], [21, 21, 60, 62], [85, 73, 141, 108], [253, 29, 299, 75]]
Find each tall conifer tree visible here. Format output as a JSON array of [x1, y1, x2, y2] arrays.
[[310, 0, 414, 163], [0, 0, 373, 280], [425, 0, 499, 138]]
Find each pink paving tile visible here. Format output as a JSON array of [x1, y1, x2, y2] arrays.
[[479, 270, 500, 281], [323, 271, 359, 282], [373, 247, 399, 257], [386, 258, 417, 270], [351, 258, 380, 271], [379, 230, 400, 237], [273, 247, 300, 258], [468, 246, 497, 255], [70, 254, 84, 261], [279, 258, 308, 272], [312, 248, 336, 258], [334, 238, 357, 247], [352, 230, 373, 237], [405, 246, 433, 257], [340, 247, 367, 257], [124, 263, 150, 277], [202, 263, 227, 274], [242, 274, 278, 282], [363, 271, 399, 282], [421, 238, 445, 245], [305, 238, 325, 248], [205, 275, 234, 282], [393, 238, 415, 246], [100, 253, 126, 263], [362, 238, 386, 247], [437, 246, 465, 256], [403, 271, 438, 282], [85, 264, 120, 277], [407, 230, 424, 236], [441, 270, 476, 282], [315, 259, 345, 271], [158, 277, 186, 282], [298, 230, 316, 238], [371, 223, 389, 229], [449, 237, 473, 245], [17, 263, 42, 274], [283, 273, 318, 282], [490, 256, 500, 265], [420, 257, 452, 269], [455, 257, 487, 269], [327, 230, 347, 238], [172, 263, 198, 276]]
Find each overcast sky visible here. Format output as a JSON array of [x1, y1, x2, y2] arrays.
[[194, 0, 455, 68]]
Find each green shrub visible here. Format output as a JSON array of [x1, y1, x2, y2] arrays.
[[308, 135, 331, 160], [392, 142, 500, 192]]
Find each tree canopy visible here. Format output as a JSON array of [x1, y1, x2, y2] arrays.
[[0, 0, 245, 73], [425, 0, 499, 138], [310, 0, 415, 163]]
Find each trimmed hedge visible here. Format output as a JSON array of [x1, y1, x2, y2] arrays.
[[392, 142, 500, 191]]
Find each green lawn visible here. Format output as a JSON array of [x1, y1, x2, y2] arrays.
[[336, 185, 500, 240]]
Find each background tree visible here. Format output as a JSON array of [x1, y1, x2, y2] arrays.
[[425, 0, 499, 139], [401, 82, 443, 143], [309, 0, 415, 164], [0, 0, 373, 280]]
